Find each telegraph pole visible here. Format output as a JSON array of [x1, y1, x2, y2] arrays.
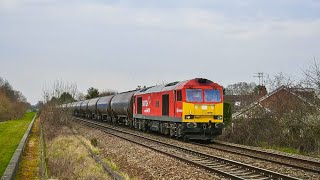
[[253, 72, 264, 85]]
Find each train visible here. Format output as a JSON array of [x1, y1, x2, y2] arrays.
[[62, 78, 224, 141]]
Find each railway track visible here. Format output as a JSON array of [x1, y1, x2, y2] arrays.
[[73, 117, 300, 180], [192, 141, 320, 174]]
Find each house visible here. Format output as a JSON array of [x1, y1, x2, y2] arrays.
[[232, 86, 320, 119], [224, 86, 267, 114]]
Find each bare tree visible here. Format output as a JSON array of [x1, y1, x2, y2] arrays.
[[265, 72, 297, 92], [41, 80, 79, 125], [42, 80, 78, 104], [303, 58, 320, 93], [99, 89, 117, 97], [225, 82, 257, 95], [76, 92, 85, 101]]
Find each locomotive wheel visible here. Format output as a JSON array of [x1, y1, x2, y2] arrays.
[[142, 121, 148, 132], [169, 127, 175, 138]]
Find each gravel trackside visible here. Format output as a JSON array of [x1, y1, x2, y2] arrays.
[[72, 122, 226, 180]]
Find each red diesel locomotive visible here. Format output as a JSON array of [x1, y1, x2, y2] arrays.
[[132, 78, 223, 140]]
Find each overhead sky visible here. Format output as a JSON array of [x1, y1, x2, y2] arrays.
[[1, 0, 320, 104]]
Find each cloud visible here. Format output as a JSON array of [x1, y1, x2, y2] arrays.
[[1, 0, 320, 104], [69, 2, 320, 40]]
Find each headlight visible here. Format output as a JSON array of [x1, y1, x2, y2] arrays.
[[214, 115, 223, 120], [185, 115, 194, 119]]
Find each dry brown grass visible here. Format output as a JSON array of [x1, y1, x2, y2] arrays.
[[15, 118, 40, 179], [47, 135, 111, 179], [77, 135, 131, 180], [40, 105, 111, 179]]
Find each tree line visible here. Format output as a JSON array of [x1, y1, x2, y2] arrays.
[[43, 82, 117, 106], [0, 77, 30, 121]]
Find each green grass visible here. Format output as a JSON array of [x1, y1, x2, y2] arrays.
[[266, 145, 301, 154], [258, 141, 303, 155], [0, 112, 36, 176]]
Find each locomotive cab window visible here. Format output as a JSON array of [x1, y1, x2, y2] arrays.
[[176, 90, 182, 101], [204, 89, 221, 102], [186, 89, 202, 102]]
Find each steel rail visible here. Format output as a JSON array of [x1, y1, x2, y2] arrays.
[[191, 141, 320, 174], [73, 118, 300, 180]]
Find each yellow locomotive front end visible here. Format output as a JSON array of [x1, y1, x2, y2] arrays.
[[182, 102, 223, 123], [179, 87, 224, 140]]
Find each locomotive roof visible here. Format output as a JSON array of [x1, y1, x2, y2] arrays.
[[134, 78, 220, 96], [135, 80, 188, 95]]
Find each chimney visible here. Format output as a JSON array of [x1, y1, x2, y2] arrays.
[[258, 86, 267, 96]]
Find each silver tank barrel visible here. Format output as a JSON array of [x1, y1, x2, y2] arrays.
[[110, 90, 137, 118], [87, 97, 100, 113], [75, 101, 83, 111], [96, 95, 114, 116], [80, 99, 90, 112]]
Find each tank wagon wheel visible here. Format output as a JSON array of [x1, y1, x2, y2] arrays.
[[129, 122, 134, 129], [112, 117, 118, 125], [183, 135, 189, 142]]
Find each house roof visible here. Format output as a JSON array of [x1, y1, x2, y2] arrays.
[[232, 86, 319, 119]]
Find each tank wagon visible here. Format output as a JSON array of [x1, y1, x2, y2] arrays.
[[110, 90, 137, 125], [74, 101, 83, 116], [80, 99, 90, 117], [96, 95, 114, 120], [87, 97, 100, 119], [65, 78, 224, 141]]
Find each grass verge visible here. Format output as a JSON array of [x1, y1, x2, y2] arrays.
[[0, 112, 35, 176]]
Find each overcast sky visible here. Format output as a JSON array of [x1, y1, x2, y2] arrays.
[[1, 0, 320, 104]]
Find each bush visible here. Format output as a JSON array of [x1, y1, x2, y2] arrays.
[[223, 102, 232, 127], [90, 138, 98, 147], [219, 108, 320, 156], [220, 116, 282, 147]]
